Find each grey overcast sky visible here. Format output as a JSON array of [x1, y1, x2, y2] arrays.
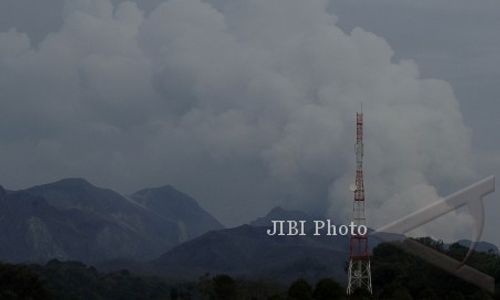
[[0, 0, 499, 244]]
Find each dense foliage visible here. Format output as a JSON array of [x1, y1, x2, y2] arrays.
[[0, 262, 50, 300], [1, 239, 500, 299], [370, 238, 499, 300]]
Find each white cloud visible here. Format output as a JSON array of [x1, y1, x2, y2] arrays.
[[0, 0, 478, 238]]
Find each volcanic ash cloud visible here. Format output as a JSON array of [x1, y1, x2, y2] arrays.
[[0, 0, 476, 238]]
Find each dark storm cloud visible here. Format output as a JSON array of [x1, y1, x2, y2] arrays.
[[0, 0, 493, 241]]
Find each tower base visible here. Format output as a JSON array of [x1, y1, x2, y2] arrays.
[[347, 258, 373, 295]]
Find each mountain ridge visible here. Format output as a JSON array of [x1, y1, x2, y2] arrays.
[[0, 178, 222, 264]]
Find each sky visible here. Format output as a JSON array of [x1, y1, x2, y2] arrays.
[[0, 0, 499, 244]]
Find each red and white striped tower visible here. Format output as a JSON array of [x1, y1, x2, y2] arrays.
[[347, 110, 373, 295]]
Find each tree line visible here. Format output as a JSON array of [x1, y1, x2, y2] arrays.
[[1, 239, 500, 299]]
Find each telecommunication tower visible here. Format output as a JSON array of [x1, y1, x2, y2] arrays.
[[346, 110, 373, 295]]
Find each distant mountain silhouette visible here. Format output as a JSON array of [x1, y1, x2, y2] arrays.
[[0, 178, 222, 264], [250, 206, 315, 227], [152, 207, 474, 283], [456, 239, 499, 254], [152, 206, 352, 283], [153, 224, 349, 283], [131, 185, 223, 240]]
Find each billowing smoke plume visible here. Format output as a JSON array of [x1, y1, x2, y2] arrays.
[[0, 0, 477, 239]]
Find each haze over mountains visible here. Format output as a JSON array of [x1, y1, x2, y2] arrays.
[[0, 178, 223, 264], [153, 224, 350, 283], [152, 207, 400, 283], [1, 178, 497, 285], [0, 179, 357, 283]]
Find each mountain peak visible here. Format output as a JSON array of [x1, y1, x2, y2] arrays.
[[131, 185, 223, 238], [49, 178, 92, 188], [131, 185, 203, 209], [0, 179, 223, 264], [22, 177, 128, 216], [251, 206, 312, 227], [268, 206, 287, 215], [133, 185, 178, 197], [25, 178, 96, 192]]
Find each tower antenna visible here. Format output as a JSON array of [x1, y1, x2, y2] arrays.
[[347, 110, 373, 295]]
